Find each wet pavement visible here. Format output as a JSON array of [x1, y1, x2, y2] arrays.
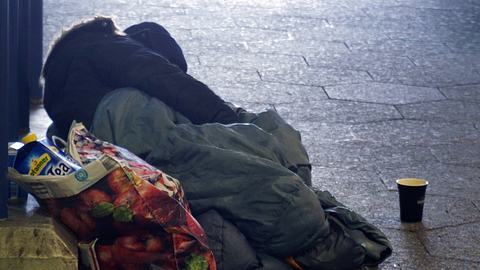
[[39, 0, 480, 269]]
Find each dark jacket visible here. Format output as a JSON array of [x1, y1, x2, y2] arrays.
[[42, 17, 238, 137]]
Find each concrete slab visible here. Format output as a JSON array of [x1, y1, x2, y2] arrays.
[[233, 15, 329, 31], [311, 166, 386, 201], [430, 143, 480, 166], [440, 84, 480, 101], [305, 52, 416, 74], [260, 66, 372, 86], [346, 120, 480, 146], [420, 222, 480, 262], [305, 143, 436, 170], [274, 99, 401, 124], [198, 52, 307, 70], [397, 100, 480, 123], [348, 39, 452, 57], [190, 27, 292, 43], [324, 82, 445, 104], [213, 81, 327, 104], [246, 39, 349, 55], [188, 65, 261, 87]]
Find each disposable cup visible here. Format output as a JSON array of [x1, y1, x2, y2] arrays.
[[396, 178, 428, 223]]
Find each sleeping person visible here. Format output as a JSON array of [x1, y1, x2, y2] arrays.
[[42, 17, 392, 270]]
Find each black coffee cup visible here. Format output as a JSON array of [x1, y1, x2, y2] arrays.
[[396, 178, 428, 223]]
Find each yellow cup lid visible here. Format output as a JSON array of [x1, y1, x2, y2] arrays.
[[21, 133, 38, 144]]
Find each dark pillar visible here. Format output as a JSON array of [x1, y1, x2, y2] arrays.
[[1, 0, 10, 220], [27, 0, 43, 102], [8, 0, 31, 141]]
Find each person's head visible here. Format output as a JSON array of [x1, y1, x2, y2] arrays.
[[42, 16, 121, 82], [124, 22, 187, 73]]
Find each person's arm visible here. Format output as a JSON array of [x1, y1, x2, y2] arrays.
[[89, 36, 238, 124]]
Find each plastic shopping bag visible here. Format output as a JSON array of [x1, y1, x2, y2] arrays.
[[9, 123, 216, 270]]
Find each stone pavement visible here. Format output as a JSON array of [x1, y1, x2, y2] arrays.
[[38, 0, 480, 269]]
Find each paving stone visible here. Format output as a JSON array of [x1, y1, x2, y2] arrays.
[[327, 16, 428, 35], [451, 9, 480, 32], [474, 200, 480, 211], [212, 81, 327, 104], [245, 39, 349, 56], [368, 67, 434, 86], [381, 228, 427, 256], [198, 52, 306, 70], [397, 100, 480, 123], [381, 254, 479, 270], [394, 0, 480, 10], [347, 120, 480, 147], [274, 100, 401, 124], [378, 228, 456, 270], [371, 145, 438, 170], [293, 122, 355, 145], [187, 65, 261, 87], [324, 83, 444, 104], [410, 53, 480, 72], [440, 84, 480, 101], [290, 25, 390, 43], [420, 223, 480, 262], [141, 3, 186, 14], [92, 0, 144, 11], [230, 3, 368, 20], [339, 192, 480, 230], [148, 14, 236, 30], [260, 66, 372, 86], [305, 142, 436, 171], [156, 0, 226, 9], [181, 39, 250, 55], [363, 6, 456, 28], [304, 142, 378, 170], [430, 143, 480, 167], [406, 54, 480, 86], [184, 53, 200, 66], [378, 163, 480, 200], [374, 65, 480, 87], [190, 27, 292, 43], [183, 3, 241, 15], [348, 39, 453, 57], [221, 0, 289, 9], [446, 40, 480, 54], [311, 166, 386, 201], [305, 51, 416, 73], [234, 15, 329, 31], [385, 27, 475, 44], [45, 0, 96, 15]]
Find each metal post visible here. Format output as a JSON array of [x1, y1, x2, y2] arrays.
[[1, 0, 10, 220], [9, 0, 30, 140], [28, 0, 43, 102], [7, 0, 20, 141]]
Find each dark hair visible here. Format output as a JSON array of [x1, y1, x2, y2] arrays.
[[42, 16, 120, 79]]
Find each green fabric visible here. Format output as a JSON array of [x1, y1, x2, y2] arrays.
[[90, 88, 391, 269]]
